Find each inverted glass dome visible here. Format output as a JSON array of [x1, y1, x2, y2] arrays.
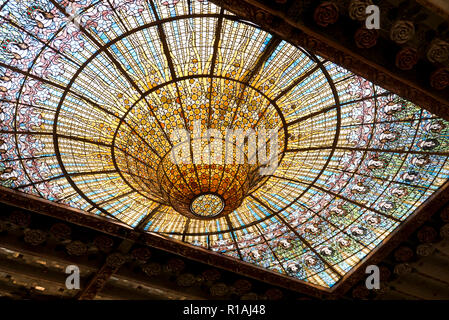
[[0, 0, 449, 289]]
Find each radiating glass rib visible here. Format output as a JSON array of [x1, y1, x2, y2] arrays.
[[181, 218, 191, 242], [225, 215, 244, 260], [87, 190, 135, 212], [135, 204, 163, 230]]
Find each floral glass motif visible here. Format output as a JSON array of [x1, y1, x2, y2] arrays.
[[0, 0, 449, 289]]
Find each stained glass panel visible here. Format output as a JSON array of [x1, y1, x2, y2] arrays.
[[0, 0, 448, 289]]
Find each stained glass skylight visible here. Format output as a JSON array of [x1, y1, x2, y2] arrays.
[[1, 0, 449, 289]]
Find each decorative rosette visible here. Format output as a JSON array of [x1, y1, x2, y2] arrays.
[[49, 223, 71, 240], [232, 279, 252, 295], [440, 224, 449, 238], [24, 229, 47, 246], [164, 258, 185, 274], [210, 282, 229, 297], [395, 47, 419, 70], [394, 246, 414, 262], [348, 0, 374, 21], [394, 263, 412, 275], [105, 252, 127, 268], [430, 68, 449, 90], [264, 288, 284, 300], [131, 247, 152, 263], [390, 20, 415, 45], [9, 211, 31, 228], [313, 1, 339, 27], [417, 226, 438, 243], [241, 292, 259, 300], [354, 27, 378, 48], [142, 262, 162, 276], [66, 240, 88, 256], [176, 273, 196, 287], [441, 209, 449, 223], [93, 235, 114, 252], [202, 269, 221, 282], [416, 244, 435, 257], [427, 39, 449, 63]]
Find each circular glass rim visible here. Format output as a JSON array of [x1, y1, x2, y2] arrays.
[[190, 193, 225, 218]]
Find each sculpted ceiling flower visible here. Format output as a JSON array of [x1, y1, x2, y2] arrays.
[[50, 223, 71, 240], [395, 47, 419, 71], [24, 229, 47, 246], [233, 279, 252, 295], [265, 288, 284, 300], [440, 224, 449, 239], [313, 2, 339, 27], [66, 240, 88, 256], [142, 262, 162, 276], [394, 246, 414, 262], [176, 273, 196, 287], [131, 247, 152, 262], [94, 235, 115, 252], [210, 282, 229, 297], [430, 68, 449, 90], [394, 263, 412, 275], [417, 226, 438, 243], [106, 252, 127, 268], [427, 39, 449, 64], [348, 0, 373, 21], [355, 27, 378, 48], [416, 244, 435, 257], [390, 20, 415, 45]]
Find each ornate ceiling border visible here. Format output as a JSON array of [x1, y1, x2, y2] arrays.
[[1, 181, 448, 298]]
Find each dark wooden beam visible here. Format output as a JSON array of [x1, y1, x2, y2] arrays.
[[2, 181, 449, 298], [78, 253, 126, 300], [417, 0, 449, 20], [0, 185, 331, 298]]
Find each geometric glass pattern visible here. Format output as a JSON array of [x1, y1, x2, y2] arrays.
[[190, 193, 225, 218], [1, 0, 449, 289]]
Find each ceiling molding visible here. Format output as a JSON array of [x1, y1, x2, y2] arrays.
[[1, 181, 448, 297], [417, 0, 449, 20]]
